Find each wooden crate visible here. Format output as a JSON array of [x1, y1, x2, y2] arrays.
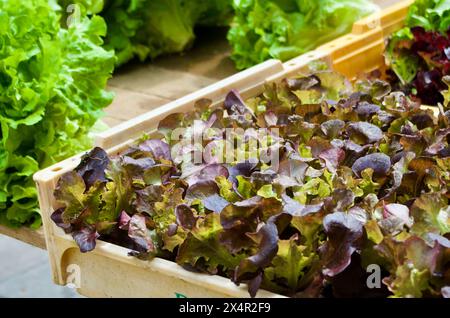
[[34, 0, 423, 298]]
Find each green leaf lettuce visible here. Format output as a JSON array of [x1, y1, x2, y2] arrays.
[[227, 0, 378, 69], [0, 0, 115, 227]]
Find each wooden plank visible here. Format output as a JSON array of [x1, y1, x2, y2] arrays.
[[107, 29, 236, 101], [0, 225, 46, 250], [104, 88, 171, 127], [149, 29, 235, 79], [376, 0, 406, 8], [109, 65, 216, 100], [103, 30, 236, 128]]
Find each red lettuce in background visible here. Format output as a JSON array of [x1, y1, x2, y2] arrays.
[[386, 0, 450, 106]]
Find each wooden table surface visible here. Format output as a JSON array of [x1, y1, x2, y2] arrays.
[[0, 0, 402, 249]]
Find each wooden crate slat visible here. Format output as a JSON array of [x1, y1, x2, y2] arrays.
[[0, 225, 46, 250]]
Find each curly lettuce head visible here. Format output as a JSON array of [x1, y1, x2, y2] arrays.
[[228, 0, 378, 70], [0, 0, 115, 227], [405, 0, 450, 33]]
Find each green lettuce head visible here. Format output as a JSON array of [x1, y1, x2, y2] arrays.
[[0, 0, 115, 227]]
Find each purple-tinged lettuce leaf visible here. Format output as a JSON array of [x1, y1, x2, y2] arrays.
[[138, 139, 172, 161], [72, 226, 99, 253], [281, 194, 305, 217], [319, 147, 346, 172], [224, 90, 256, 128], [250, 170, 277, 189], [224, 90, 251, 115], [379, 203, 413, 234], [122, 156, 156, 179], [219, 197, 283, 255], [185, 164, 229, 186], [376, 236, 447, 297], [142, 163, 175, 186], [175, 204, 197, 230], [185, 180, 229, 213], [228, 161, 258, 185], [264, 111, 279, 127], [118, 211, 131, 230], [247, 272, 264, 298], [54, 171, 90, 224], [320, 119, 345, 139], [221, 196, 282, 230], [127, 214, 156, 255], [286, 75, 320, 91], [293, 273, 325, 298], [324, 189, 356, 213], [307, 137, 333, 159], [348, 206, 369, 225], [158, 113, 190, 142], [425, 233, 450, 249], [50, 208, 72, 234], [347, 122, 383, 144], [234, 216, 281, 287], [132, 185, 164, 215], [355, 102, 381, 120], [320, 212, 364, 277], [382, 151, 416, 200], [425, 128, 450, 157], [352, 153, 391, 178], [75, 147, 110, 190], [277, 156, 309, 184]]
